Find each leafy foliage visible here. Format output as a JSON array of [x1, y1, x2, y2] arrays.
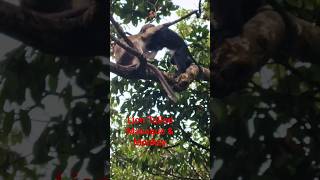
[[0, 45, 108, 179], [111, 0, 210, 179], [111, 0, 178, 26]]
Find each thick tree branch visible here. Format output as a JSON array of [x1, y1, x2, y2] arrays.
[[109, 60, 209, 91], [0, 0, 107, 56], [213, 5, 320, 98], [290, 17, 320, 63], [110, 33, 212, 86], [213, 7, 285, 97]]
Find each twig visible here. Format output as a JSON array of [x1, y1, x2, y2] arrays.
[[178, 124, 209, 151], [110, 16, 134, 48], [197, 0, 202, 18], [163, 142, 181, 149], [150, 169, 201, 180], [162, 10, 198, 28], [278, 61, 320, 90]]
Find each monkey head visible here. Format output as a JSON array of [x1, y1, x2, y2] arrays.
[[139, 24, 155, 34]]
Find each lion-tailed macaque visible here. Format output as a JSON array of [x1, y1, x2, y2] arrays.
[[112, 24, 177, 102]]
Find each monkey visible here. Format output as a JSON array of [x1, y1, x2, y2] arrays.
[[212, 0, 264, 97], [113, 22, 203, 101], [213, 0, 297, 57], [139, 24, 155, 34], [113, 24, 159, 66], [138, 24, 158, 61], [212, 0, 297, 97], [213, 0, 266, 47], [112, 24, 177, 102], [213, 0, 295, 46], [143, 25, 198, 75]]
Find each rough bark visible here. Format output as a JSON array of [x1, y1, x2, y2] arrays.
[[213, 6, 320, 98], [109, 60, 210, 91], [0, 0, 107, 56]]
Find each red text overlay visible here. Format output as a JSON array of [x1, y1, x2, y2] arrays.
[[125, 115, 175, 147]]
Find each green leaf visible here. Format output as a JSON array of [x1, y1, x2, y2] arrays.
[[32, 129, 53, 164], [3, 111, 15, 135], [211, 99, 227, 123], [20, 110, 31, 136], [48, 75, 58, 91], [71, 160, 84, 176]]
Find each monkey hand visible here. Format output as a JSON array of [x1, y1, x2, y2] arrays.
[[143, 51, 157, 61]]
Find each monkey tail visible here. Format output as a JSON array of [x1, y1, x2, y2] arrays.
[[193, 60, 203, 79], [147, 63, 178, 103], [187, 49, 203, 78]]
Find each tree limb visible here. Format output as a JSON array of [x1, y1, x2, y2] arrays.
[[110, 16, 135, 48], [213, 5, 320, 98], [162, 10, 198, 28], [109, 60, 209, 90], [0, 0, 107, 56]]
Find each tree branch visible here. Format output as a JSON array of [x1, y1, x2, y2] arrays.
[[110, 16, 135, 48], [162, 10, 198, 28], [109, 60, 209, 90], [213, 5, 320, 98], [0, 0, 107, 56]]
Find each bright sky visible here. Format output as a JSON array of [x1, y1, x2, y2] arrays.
[[174, 0, 198, 10], [111, 0, 201, 61], [122, 0, 200, 34]]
